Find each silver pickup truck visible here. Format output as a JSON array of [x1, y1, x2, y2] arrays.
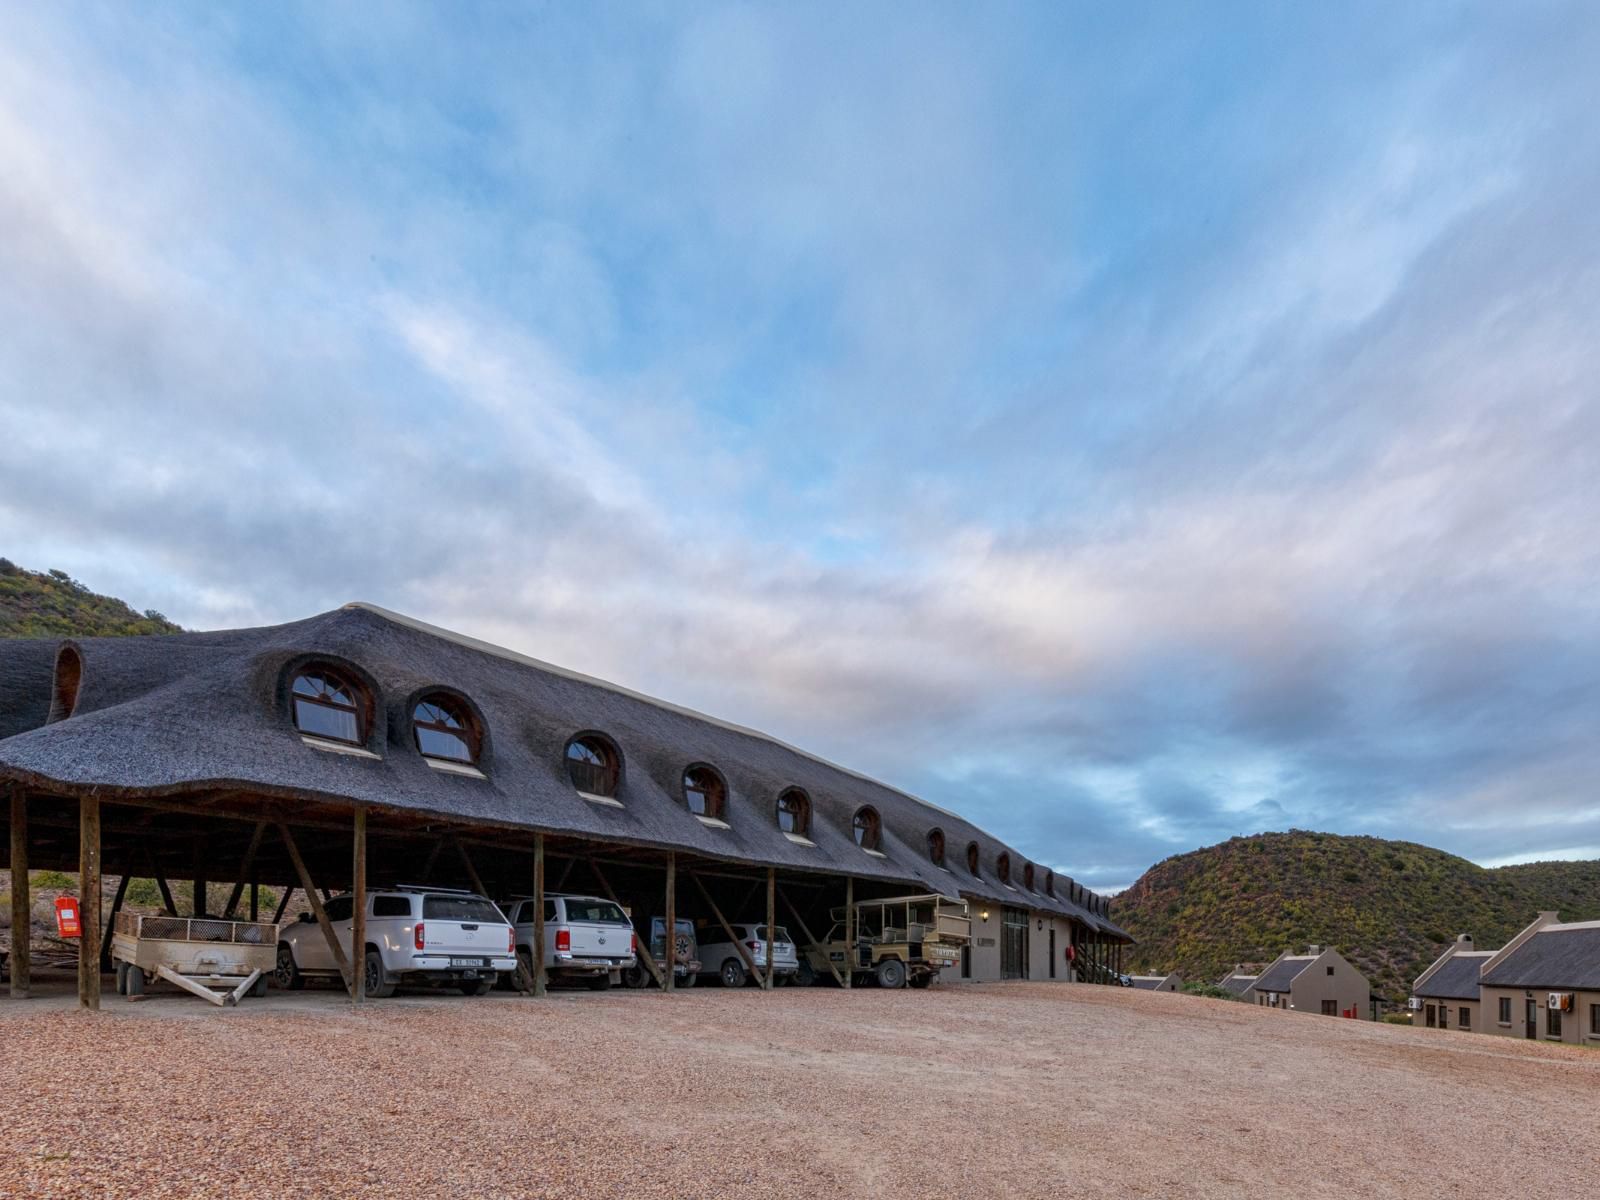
[[503, 893, 637, 990]]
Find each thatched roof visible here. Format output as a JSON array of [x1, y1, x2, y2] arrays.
[[0, 602, 1123, 931]]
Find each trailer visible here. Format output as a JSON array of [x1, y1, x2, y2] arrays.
[[110, 912, 278, 1006]]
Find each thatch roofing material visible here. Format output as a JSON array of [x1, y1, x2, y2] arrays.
[[0, 603, 1119, 930], [1414, 952, 1492, 1000], [1480, 924, 1600, 991]]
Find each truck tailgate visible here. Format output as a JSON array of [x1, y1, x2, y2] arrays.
[[566, 920, 630, 959]]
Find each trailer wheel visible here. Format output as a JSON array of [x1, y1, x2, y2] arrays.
[[251, 974, 269, 999], [275, 944, 304, 991], [720, 958, 747, 988], [125, 966, 144, 997], [114, 961, 129, 995], [621, 964, 650, 989], [875, 958, 907, 990]]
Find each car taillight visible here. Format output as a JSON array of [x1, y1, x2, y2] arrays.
[[507, 927, 515, 954], [631, 932, 638, 953], [556, 929, 571, 952], [414, 922, 425, 951], [746, 940, 760, 951]]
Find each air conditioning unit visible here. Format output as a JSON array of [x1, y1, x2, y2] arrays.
[[1407, 997, 1421, 1010], [1547, 992, 1573, 1012]]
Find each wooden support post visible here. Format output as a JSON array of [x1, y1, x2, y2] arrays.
[[278, 823, 354, 991], [763, 867, 776, 990], [351, 807, 366, 1004], [78, 796, 101, 1010], [590, 860, 662, 987], [221, 822, 267, 920], [531, 833, 547, 998], [454, 839, 488, 897], [779, 885, 844, 987], [249, 877, 259, 923], [152, 870, 177, 917], [553, 857, 577, 892], [9, 787, 29, 998], [420, 838, 444, 883], [843, 876, 853, 990], [192, 832, 208, 918], [99, 873, 131, 971], [663, 852, 676, 994], [272, 885, 295, 925], [688, 872, 760, 981]]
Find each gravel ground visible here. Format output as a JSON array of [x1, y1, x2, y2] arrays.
[[2, 978, 1598, 1198]]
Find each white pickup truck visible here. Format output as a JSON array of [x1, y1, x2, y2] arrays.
[[503, 893, 636, 990], [275, 886, 516, 997]]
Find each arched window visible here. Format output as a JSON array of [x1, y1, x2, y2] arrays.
[[1045, 871, 1055, 897], [927, 828, 946, 866], [291, 668, 365, 744], [852, 807, 881, 851], [777, 788, 810, 837], [565, 734, 620, 797], [1023, 863, 1035, 891], [683, 764, 726, 820], [997, 852, 1012, 885], [412, 694, 480, 764], [49, 645, 82, 722], [967, 841, 980, 875]]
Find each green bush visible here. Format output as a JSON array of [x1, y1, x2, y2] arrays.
[[31, 870, 76, 890], [1382, 1012, 1414, 1025]]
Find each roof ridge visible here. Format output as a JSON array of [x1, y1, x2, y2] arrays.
[[342, 602, 978, 828]]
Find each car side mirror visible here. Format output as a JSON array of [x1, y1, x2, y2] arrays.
[[297, 912, 314, 923]]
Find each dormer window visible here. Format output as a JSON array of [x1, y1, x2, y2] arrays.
[[852, 807, 881, 851], [997, 853, 1012, 886], [683, 764, 726, 820], [1044, 871, 1055, 897], [291, 668, 365, 744], [1023, 863, 1035, 891], [927, 828, 946, 866], [413, 694, 480, 764], [967, 841, 980, 875], [777, 788, 810, 837], [566, 734, 620, 797]]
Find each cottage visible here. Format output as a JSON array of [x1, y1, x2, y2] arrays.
[[1217, 966, 1259, 999], [1410, 935, 1494, 1032], [1129, 972, 1183, 992], [1478, 913, 1600, 1046], [1249, 946, 1370, 1019]]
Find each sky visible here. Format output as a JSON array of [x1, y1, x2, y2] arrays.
[[2, 3, 1598, 892]]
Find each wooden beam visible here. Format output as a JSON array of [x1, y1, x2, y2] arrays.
[[663, 851, 676, 993], [763, 867, 776, 990], [779, 885, 844, 987], [531, 833, 547, 998], [272, 885, 295, 924], [78, 796, 101, 1010], [9, 787, 29, 998], [277, 823, 353, 991], [553, 856, 577, 892], [154, 964, 227, 1008], [192, 832, 208, 918], [249, 877, 259, 923], [688, 871, 759, 982], [98, 872, 131, 971], [152, 869, 177, 917], [843, 876, 853, 990], [454, 839, 487, 897], [420, 838, 443, 883], [220, 822, 267, 920], [589, 859, 662, 987], [351, 807, 366, 1004]]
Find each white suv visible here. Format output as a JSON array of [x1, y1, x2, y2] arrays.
[[698, 924, 799, 988], [503, 894, 636, 990], [275, 886, 516, 997]]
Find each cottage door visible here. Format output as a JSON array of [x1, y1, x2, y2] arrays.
[[1525, 998, 1537, 1039]]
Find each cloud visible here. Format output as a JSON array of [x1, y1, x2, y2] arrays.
[[3, 3, 1599, 892]]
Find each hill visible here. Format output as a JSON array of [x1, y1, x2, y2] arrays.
[[0, 558, 182, 637], [1114, 830, 1600, 1004]]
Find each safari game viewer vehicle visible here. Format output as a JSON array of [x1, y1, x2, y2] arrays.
[[275, 885, 516, 997], [504, 893, 637, 990], [799, 893, 971, 989], [622, 916, 699, 989]]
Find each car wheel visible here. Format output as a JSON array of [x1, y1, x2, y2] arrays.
[[621, 964, 649, 989], [461, 976, 493, 996], [720, 958, 747, 989], [678, 969, 696, 989], [875, 958, 906, 990], [514, 949, 536, 993], [275, 944, 304, 990], [364, 950, 396, 999], [251, 974, 269, 999]]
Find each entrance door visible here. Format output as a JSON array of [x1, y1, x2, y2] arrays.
[[1001, 908, 1029, 979], [1526, 998, 1538, 1039], [1048, 929, 1057, 979]]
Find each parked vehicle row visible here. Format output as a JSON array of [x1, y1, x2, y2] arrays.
[[273, 887, 971, 997]]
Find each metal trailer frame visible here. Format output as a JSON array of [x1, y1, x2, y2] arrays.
[[109, 912, 279, 1007]]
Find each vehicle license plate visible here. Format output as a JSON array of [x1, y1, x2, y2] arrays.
[[451, 957, 485, 968]]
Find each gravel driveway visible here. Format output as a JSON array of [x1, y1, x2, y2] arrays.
[[2, 979, 1597, 1198]]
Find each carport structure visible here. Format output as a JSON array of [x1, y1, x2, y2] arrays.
[[1, 603, 1126, 1008]]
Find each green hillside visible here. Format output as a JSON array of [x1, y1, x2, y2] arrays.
[[0, 558, 182, 637], [1115, 831, 1600, 1004]]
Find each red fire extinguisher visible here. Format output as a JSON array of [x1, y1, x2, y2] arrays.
[[1065, 943, 1076, 963], [55, 896, 82, 939]]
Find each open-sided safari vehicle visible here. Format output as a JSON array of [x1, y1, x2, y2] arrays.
[[799, 893, 971, 989]]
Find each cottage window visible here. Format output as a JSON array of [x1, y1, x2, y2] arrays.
[[413, 694, 479, 763], [1044, 871, 1055, 897], [292, 669, 365, 744], [1548, 1008, 1562, 1038], [1321, 999, 1337, 1016], [565, 734, 620, 797], [852, 806, 881, 851], [1498, 997, 1512, 1024], [777, 788, 809, 837], [1459, 1006, 1470, 1030], [683, 765, 726, 819], [1023, 863, 1035, 891], [1591, 1004, 1600, 1036], [927, 828, 945, 866]]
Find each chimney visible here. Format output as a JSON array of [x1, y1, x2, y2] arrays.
[[1307, 945, 1321, 955], [1456, 934, 1474, 950]]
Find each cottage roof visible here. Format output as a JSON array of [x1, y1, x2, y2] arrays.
[[0, 603, 1119, 929], [1218, 972, 1258, 996], [1414, 951, 1492, 1000], [1252, 956, 1317, 993], [1480, 923, 1600, 990]]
